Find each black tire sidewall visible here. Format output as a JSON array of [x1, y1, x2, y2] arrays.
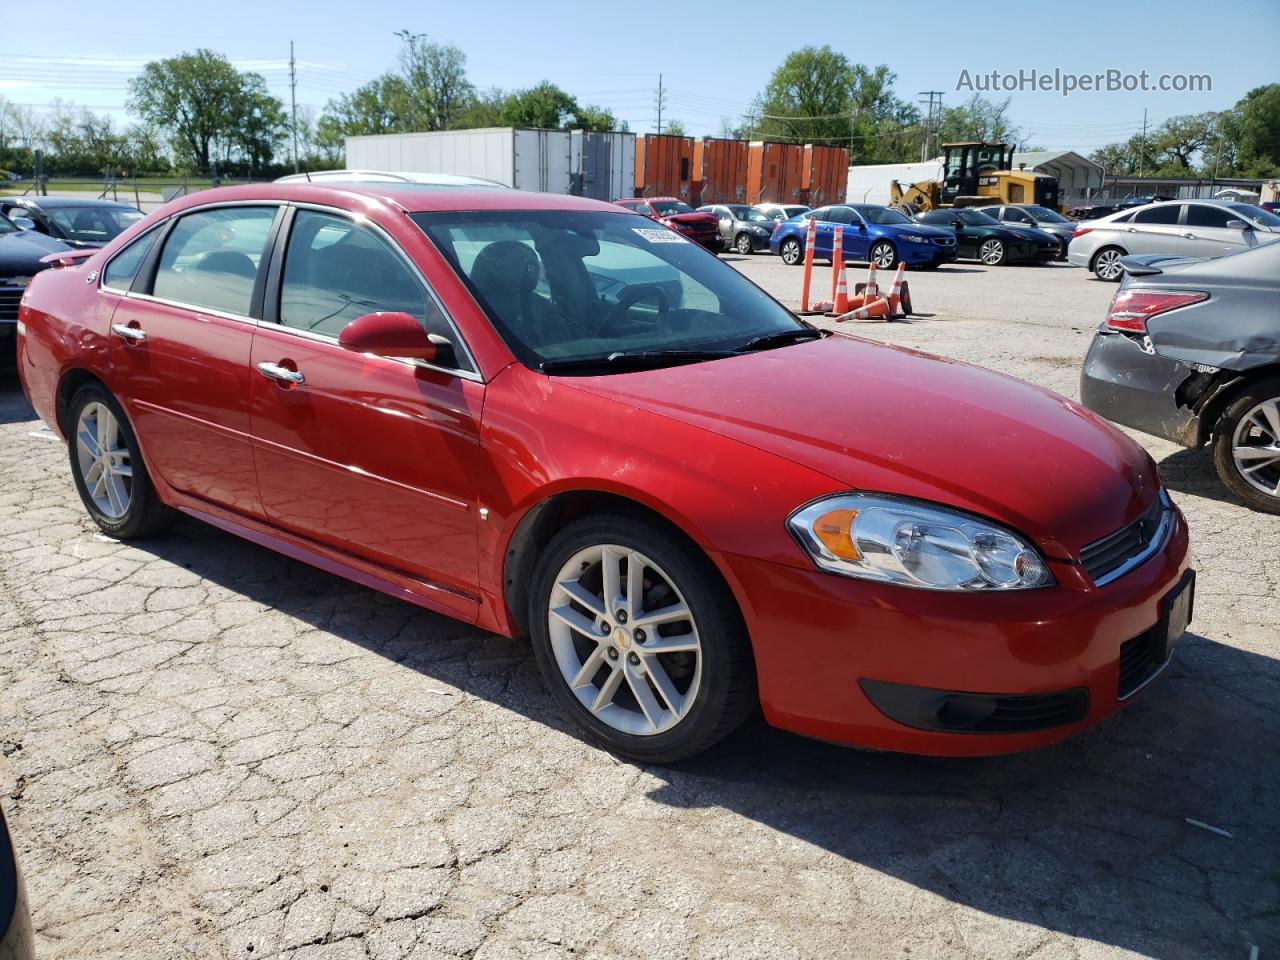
[[1211, 377, 1280, 514], [66, 384, 164, 537], [527, 514, 753, 763]]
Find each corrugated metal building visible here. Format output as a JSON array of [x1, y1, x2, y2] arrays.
[[1011, 151, 1104, 204]]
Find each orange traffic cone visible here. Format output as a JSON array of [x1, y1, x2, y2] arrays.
[[886, 262, 907, 316], [834, 296, 891, 323], [830, 225, 845, 302], [864, 262, 879, 299], [798, 217, 818, 313], [826, 265, 850, 316]]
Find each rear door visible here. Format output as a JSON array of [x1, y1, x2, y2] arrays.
[[109, 203, 281, 518], [248, 206, 486, 619], [1125, 204, 1184, 255]]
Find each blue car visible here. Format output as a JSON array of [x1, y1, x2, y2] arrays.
[[770, 204, 958, 270]]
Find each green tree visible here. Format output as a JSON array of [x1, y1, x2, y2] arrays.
[[573, 103, 624, 132], [1230, 84, 1280, 177], [937, 95, 1024, 147], [498, 81, 579, 129], [395, 29, 473, 131], [321, 74, 411, 138], [661, 119, 687, 137], [236, 75, 288, 173]]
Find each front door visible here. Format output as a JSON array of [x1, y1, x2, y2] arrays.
[[248, 207, 485, 618], [1179, 204, 1257, 258], [109, 204, 280, 519]]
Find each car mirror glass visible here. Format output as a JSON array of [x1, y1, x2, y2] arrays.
[[10, 216, 35, 231]]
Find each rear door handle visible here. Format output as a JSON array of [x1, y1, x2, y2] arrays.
[[110, 322, 146, 343], [257, 361, 304, 385]]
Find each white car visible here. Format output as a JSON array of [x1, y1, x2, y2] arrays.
[[274, 169, 507, 188], [1067, 198, 1280, 281]]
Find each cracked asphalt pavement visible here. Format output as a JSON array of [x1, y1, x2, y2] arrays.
[[1, 260, 1277, 960]]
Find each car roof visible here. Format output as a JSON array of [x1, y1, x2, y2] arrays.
[[274, 169, 506, 188], [163, 182, 622, 215], [5, 195, 139, 210]]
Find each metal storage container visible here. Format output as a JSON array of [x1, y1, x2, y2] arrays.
[[634, 134, 696, 199], [746, 141, 804, 204], [845, 159, 944, 206], [692, 138, 750, 206], [802, 145, 850, 207], [344, 128, 572, 192], [569, 130, 636, 200]]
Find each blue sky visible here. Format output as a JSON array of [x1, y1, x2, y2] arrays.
[[3, 0, 1277, 153]]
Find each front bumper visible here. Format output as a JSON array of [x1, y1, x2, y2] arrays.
[[901, 240, 957, 266], [1080, 331, 1200, 447], [718, 504, 1191, 755]]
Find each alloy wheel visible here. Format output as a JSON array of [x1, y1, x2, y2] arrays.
[[75, 401, 132, 518], [781, 239, 801, 265], [735, 233, 753, 255], [871, 243, 896, 269], [1231, 397, 1280, 500], [546, 544, 702, 736], [1095, 248, 1124, 280], [980, 239, 1005, 265]]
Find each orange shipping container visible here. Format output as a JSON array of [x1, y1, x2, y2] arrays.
[[634, 134, 696, 199], [692, 138, 750, 206], [802, 144, 849, 207], [746, 141, 805, 205]]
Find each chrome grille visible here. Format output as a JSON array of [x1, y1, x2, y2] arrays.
[[1080, 493, 1169, 586], [0, 287, 22, 323]]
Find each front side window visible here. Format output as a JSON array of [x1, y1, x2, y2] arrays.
[[102, 226, 160, 291], [413, 210, 806, 372], [278, 210, 458, 358], [152, 206, 276, 316], [46, 205, 143, 244], [1024, 205, 1069, 223], [1186, 205, 1237, 228], [858, 206, 912, 226]]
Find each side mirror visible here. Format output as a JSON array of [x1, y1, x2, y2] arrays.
[[339, 311, 450, 364], [1224, 219, 1252, 231], [9, 216, 35, 231]]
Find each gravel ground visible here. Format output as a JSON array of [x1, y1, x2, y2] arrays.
[[1, 256, 1276, 960]]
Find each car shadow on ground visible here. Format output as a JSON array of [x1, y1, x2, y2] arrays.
[[1157, 445, 1262, 511], [122, 509, 1279, 960]]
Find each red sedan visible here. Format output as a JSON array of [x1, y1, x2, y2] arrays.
[[16, 184, 1192, 763]]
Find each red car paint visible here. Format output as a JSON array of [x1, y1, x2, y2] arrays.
[[16, 183, 1190, 755], [612, 197, 720, 251]]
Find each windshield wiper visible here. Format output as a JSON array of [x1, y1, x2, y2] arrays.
[[540, 349, 738, 374], [738, 328, 824, 352]]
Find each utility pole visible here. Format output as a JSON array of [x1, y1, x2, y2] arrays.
[[655, 74, 665, 135], [918, 91, 943, 162], [289, 40, 300, 174], [1138, 108, 1148, 179]]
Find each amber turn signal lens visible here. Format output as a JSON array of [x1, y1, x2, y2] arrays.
[[813, 508, 861, 561]]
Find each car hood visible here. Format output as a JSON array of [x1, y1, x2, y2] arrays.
[[1035, 222, 1075, 235], [662, 212, 717, 226], [886, 223, 954, 239], [1000, 225, 1057, 242], [0, 229, 70, 274], [560, 335, 1157, 557]]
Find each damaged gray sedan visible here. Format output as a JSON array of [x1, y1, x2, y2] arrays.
[[1080, 241, 1280, 514]]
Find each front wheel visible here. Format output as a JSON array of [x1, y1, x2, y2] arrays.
[[1212, 378, 1280, 514], [979, 238, 1007, 266], [528, 514, 756, 763], [66, 383, 176, 538], [734, 232, 753, 255], [1092, 246, 1125, 281], [779, 238, 802, 266], [869, 241, 897, 269]]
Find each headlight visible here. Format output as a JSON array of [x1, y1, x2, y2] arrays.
[[787, 493, 1053, 591], [899, 234, 927, 243]]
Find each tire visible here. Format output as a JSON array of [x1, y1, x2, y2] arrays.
[[65, 383, 177, 538], [1211, 376, 1280, 515], [869, 240, 897, 270], [528, 512, 756, 763], [1091, 246, 1126, 281], [979, 238, 1007, 266], [734, 232, 753, 255], [780, 237, 802, 266]]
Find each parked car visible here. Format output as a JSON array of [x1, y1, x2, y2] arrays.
[[1067, 199, 1280, 281], [612, 197, 720, 252], [977, 203, 1075, 259], [697, 203, 775, 254], [275, 169, 507, 188], [1, 210, 71, 361], [1, 196, 144, 249], [753, 203, 810, 223], [1117, 195, 1175, 208], [914, 208, 1060, 265], [1081, 241, 1280, 514], [1, 803, 35, 960], [19, 183, 1192, 762], [1069, 204, 1118, 221], [771, 203, 958, 269]]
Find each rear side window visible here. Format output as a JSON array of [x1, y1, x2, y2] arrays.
[[102, 226, 160, 291], [153, 207, 276, 316], [1133, 205, 1181, 225], [277, 210, 462, 363]]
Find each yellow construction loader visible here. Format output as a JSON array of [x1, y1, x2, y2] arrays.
[[890, 142, 1060, 215]]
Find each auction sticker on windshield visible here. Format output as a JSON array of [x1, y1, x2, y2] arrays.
[[632, 228, 684, 243]]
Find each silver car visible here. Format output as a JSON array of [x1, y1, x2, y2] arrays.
[[977, 204, 1075, 259], [1068, 199, 1280, 281], [753, 203, 811, 224], [697, 204, 777, 254]]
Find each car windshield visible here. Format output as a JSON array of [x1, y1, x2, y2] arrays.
[[1232, 204, 1280, 228], [859, 207, 912, 225], [1023, 206, 1069, 223], [958, 210, 1000, 225], [45, 205, 144, 243], [414, 210, 807, 373], [0, 212, 16, 234], [650, 200, 694, 217]]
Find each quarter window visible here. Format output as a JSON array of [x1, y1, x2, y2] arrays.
[[152, 207, 276, 316], [102, 226, 160, 291], [278, 210, 460, 361]]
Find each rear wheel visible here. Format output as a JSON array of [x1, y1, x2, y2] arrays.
[[780, 238, 802, 266], [979, 238, 1007, 266], [734, 232, 753, 255], [66, 383, 176, 538], [1092, 246, 1125, 281], [869, 241, 897, 269], [528, 513, 756, 763], [1212, 378, 1280, 514]]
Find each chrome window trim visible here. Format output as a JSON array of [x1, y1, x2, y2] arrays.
[[116, 290, 259, 326], [1088, 490, 1174, 588]]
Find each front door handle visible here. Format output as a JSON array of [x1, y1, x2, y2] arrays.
[[110, 322, 146, 343], [257, 361, 304, 385], [1182, 232, 1196, 238]]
